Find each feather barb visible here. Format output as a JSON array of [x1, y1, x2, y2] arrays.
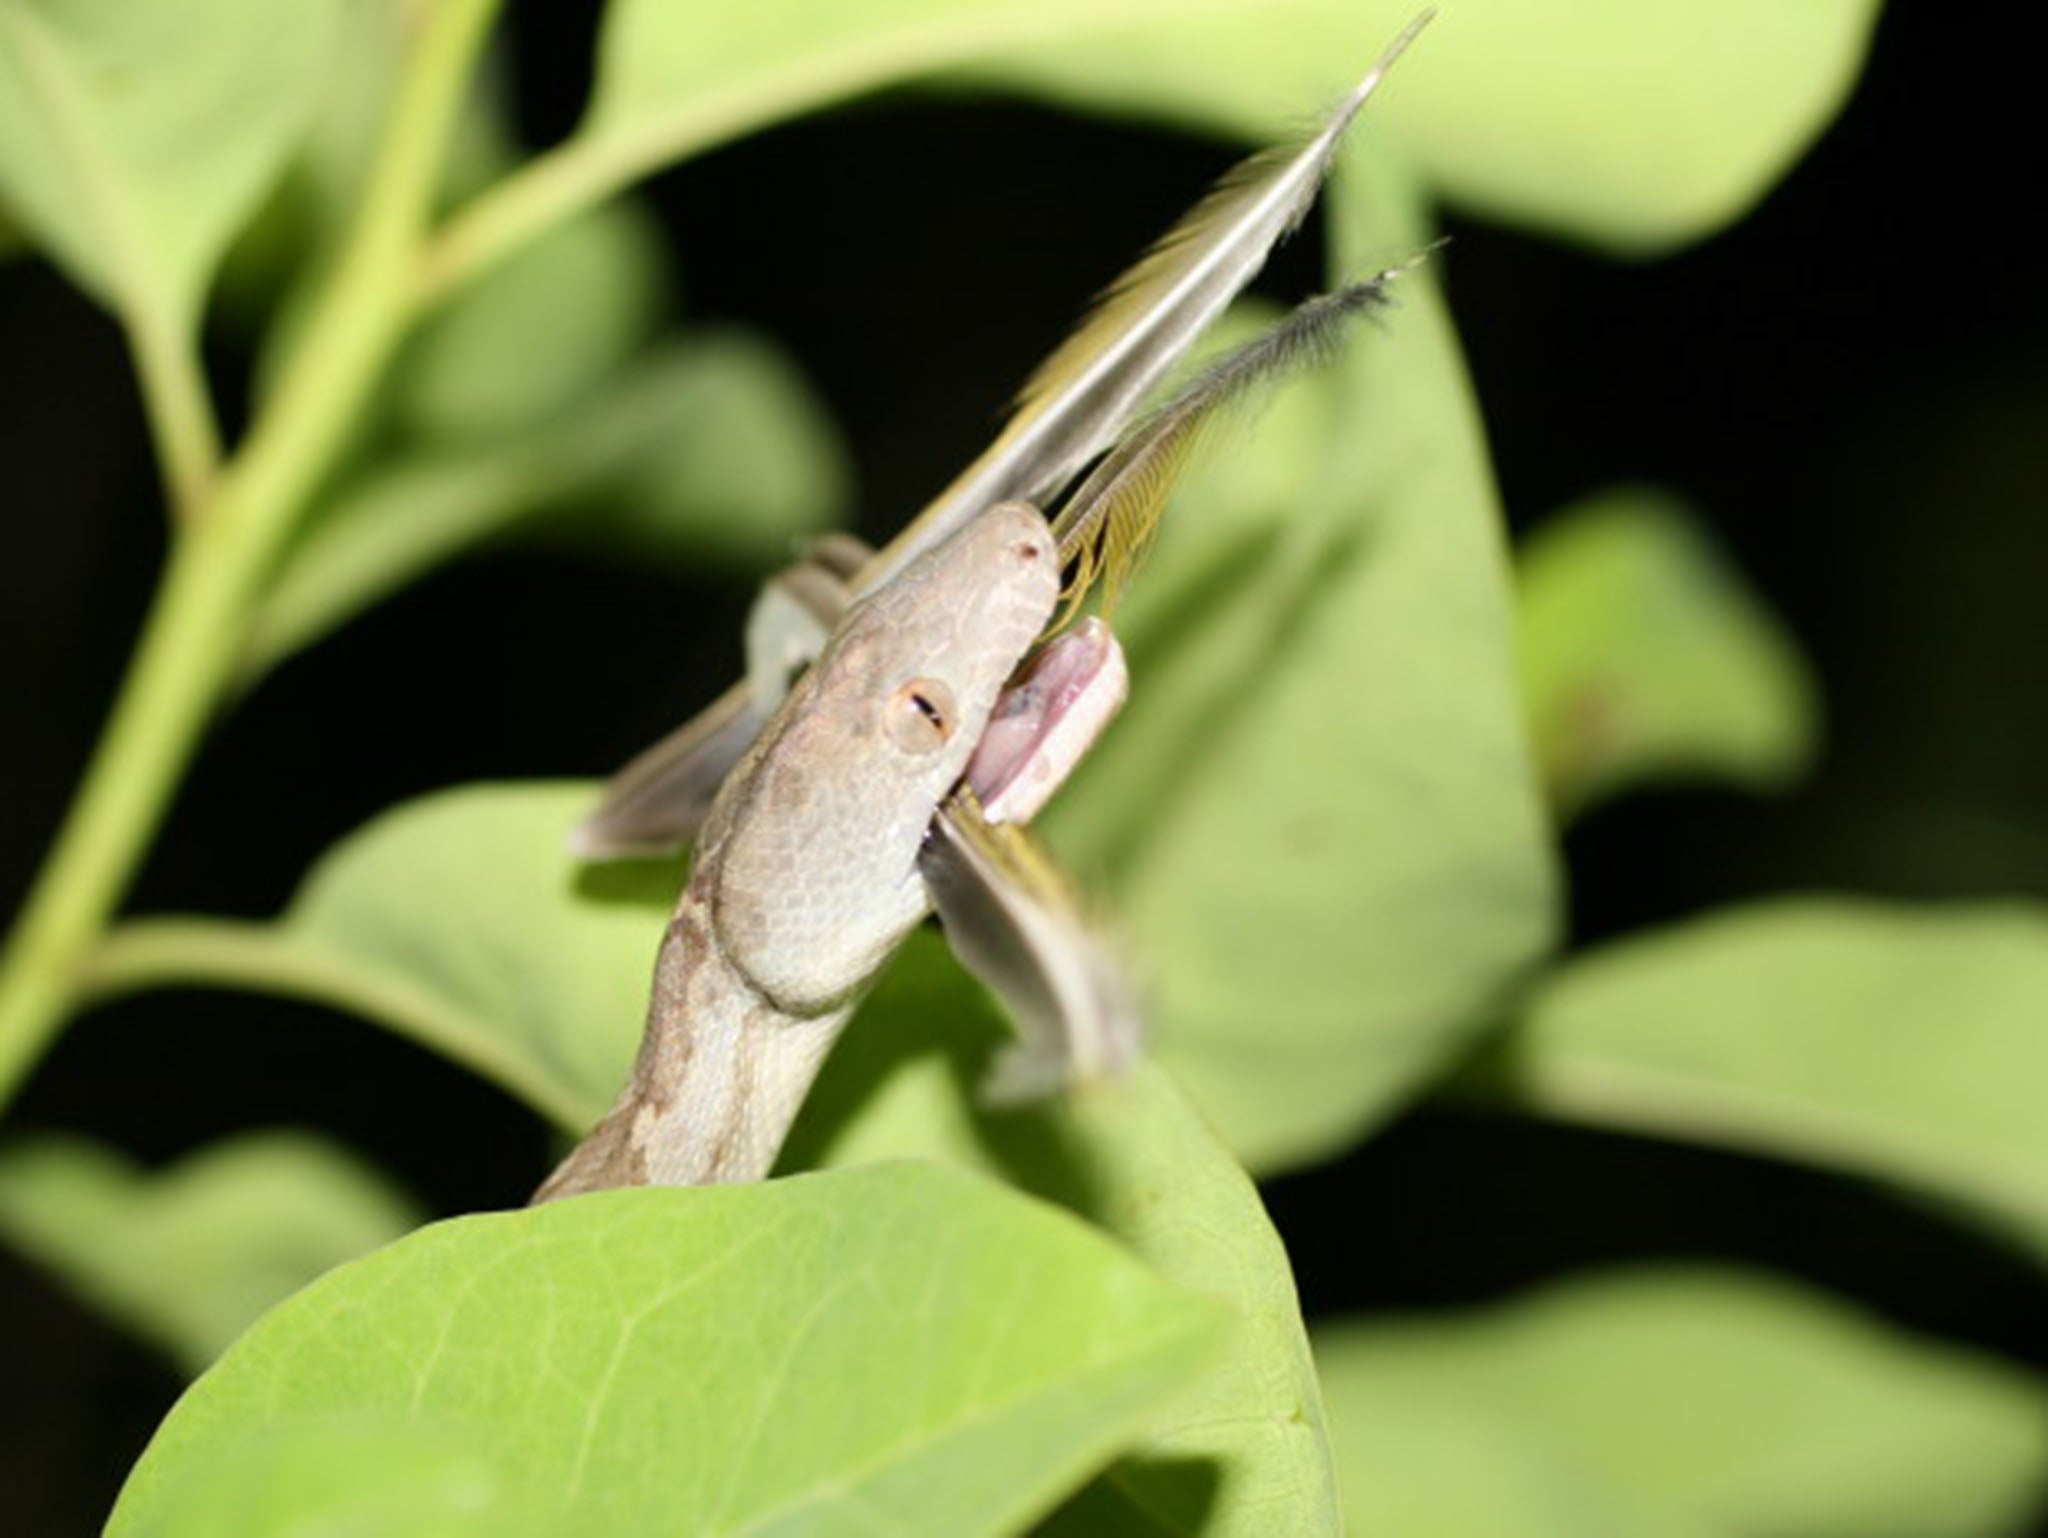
[[1049, 249, 1437, 626]]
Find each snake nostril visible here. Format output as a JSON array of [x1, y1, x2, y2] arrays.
[[1016, 541, 1042, 562]]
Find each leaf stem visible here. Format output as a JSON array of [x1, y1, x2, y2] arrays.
[[125, 310, 222, 524], [0, 0, 503, 1113], [0, 532, 230, 1096]]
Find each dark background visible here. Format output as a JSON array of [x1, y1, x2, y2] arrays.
[[5, 4, 2045, 1531]]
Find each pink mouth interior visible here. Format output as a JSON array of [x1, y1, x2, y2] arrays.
[[966, 619, 1128, 825]]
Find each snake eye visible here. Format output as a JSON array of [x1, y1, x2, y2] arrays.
[[883, 677, 957, 755]]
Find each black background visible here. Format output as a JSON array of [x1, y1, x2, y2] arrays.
[[5, 4, 2046, 1531]]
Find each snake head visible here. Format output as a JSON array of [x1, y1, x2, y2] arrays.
[[708, 502, 1059, 1013]]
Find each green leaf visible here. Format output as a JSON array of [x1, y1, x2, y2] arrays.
[[0, 0, 339, 328], [106, 1418, 545, 1538], [109, 1163, 1225, 1538], [549, 330, 851, 570], [86, 785, 669, 1130], [1313, 1406, 1654, 1538], [792, 930, 1347, 1537], [1317, 1267, 2048, 1537], [1515, 487, 1818, 816], [390, 198, 670, 442], [1040, 153, 1557, 1172], [242, 335, 848, 677], [0, 1132, 419, 1375], [1490, 898, 2048, 1236]]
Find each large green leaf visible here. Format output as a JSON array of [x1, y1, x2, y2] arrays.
[[0, 1132, 418, 1375], [1317, 1267, 2048, 1537], [1490, 898, 2048, 1235], [0, 0, 339, 328], [1039, 153, 1556, 1171], [1515, 487, 1818, 816], [241, 335, 847, 678], [109, 1163, 1224, 1538], [792, 931, 1345, 1537]]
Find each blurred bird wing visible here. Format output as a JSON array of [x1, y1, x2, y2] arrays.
[[922, 789, 1146, 1102]]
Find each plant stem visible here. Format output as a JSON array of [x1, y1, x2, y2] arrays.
[[0, 533, 233, 1096], [124, 305, 221, 525], [0, 0, 502, 1112]]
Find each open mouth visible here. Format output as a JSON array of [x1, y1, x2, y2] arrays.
[[965, 618, 1128, 825]]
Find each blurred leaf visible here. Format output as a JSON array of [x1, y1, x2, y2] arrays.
[[1039, 153, 1557, 1172], [558, 0, 1876, 281], [1314, 1405, 1655, 1538], [1515, 487, 1818, 816], [1317, 1267, 2048, 1537], [0, 1132, 419, 1375], [550, 330, 851, 569], [241, 335, 847, 678], [793, 930, 1345, 1537], [1492, 898, 2048, 1238], [390, 198, 670, 441], [109, 1164, 1224, 1538], [0, 0, 339, 327]]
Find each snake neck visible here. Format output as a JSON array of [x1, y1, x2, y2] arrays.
[[531, 892, 853, 1202]]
